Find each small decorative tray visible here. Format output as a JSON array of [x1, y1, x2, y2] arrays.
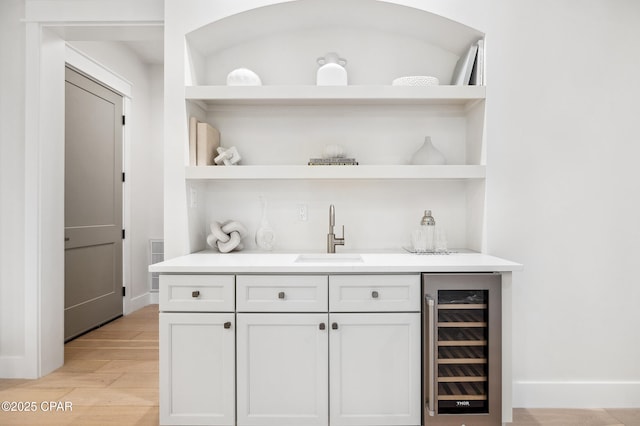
[[403, 247, 455, 255], [392, 76, 440, 86]]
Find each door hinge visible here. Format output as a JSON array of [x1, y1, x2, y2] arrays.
[[122, 286, 126, 297], [122, 115, 126, 125], [122, 172, 125, 182], [122, 229, 126, 239]]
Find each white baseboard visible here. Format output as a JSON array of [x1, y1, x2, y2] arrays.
[[514, 381, 640, 408], [0, 356, 36, 379], [125, 291, 159, 315], [126, 292, 151, 314]]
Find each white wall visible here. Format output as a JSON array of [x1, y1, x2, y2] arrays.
[[165, 0, 640, 408], [0, 0, 163, 378], [485, 0, 640, 407], [68, 41, 165, 309], [3, 0, 639, 408], [0, 0, 26, 367]]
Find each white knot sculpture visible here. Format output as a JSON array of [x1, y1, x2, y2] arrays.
[[214, 146, 242, 166], [206, 220, 248, 253]]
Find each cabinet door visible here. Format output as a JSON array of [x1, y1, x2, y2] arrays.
[[160, 313, 235, 425], [237, 313, 329, 426], [329, 313, 421, 426]]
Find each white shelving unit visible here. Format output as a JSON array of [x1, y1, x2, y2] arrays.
[[170, 0, 489, 254], [185, 85, 486, 181], [185, 165, 486, 180], [185, 85, 485, 106]]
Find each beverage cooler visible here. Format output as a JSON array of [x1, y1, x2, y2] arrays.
[[423, 273, 502, 425]]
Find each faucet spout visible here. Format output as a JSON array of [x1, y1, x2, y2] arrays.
[[329, 204, 335, 230], [327, 204, 345, 253]]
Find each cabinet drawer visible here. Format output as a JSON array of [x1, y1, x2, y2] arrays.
[[236, 275, 328, 312], [329, 275, 421, 312], [160, 275, 234, 312]]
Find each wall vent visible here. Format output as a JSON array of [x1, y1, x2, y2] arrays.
[[149, 239, 164, 293]]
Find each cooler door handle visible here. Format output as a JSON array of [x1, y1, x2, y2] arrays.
[[426, 295, 436, 417]]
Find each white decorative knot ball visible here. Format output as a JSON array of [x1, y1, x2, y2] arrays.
[[207, 221, 248, 253]]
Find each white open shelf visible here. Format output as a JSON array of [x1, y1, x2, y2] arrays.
[[185, 165, 486, 180], [185, 85, 485, 107]]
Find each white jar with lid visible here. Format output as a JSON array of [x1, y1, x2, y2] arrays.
[[317, 52, 348, 86]]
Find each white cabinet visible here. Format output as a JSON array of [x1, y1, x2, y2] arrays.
[[160, 312, 235, 425], [329, 313, 421, 426], [329, 275, 421, 426], [236, 313, 329, 426], [160, 273, 421, 426], [159, 274, 236, 425], [235, 274, 421, 426], [236, 275, 329, 426]]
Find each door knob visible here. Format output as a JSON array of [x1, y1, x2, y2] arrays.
[[223, 322, 232, 329], [371, 290, 379, 299], [332, 322, 338, 330], [278, 291, 285, 299], [319, 323, 326, 330], [192, 290, 200, 298]]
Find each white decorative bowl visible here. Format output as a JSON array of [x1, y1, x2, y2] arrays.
[[226, 68, 262, 86], [391, 76, 439, 86]]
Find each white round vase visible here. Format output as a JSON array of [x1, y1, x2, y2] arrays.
[[317, 52, 347, 86], [410, 136, 446, 165]]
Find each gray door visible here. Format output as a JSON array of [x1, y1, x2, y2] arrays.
[[64, 66, 123, 341]]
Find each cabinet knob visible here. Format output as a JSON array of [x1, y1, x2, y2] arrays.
[[192, 290, 200, 298], [278, 291, 285, 299], [332, 322, 338, 330], [371, 290, 379, 299], [319, 323, 326, 330], [223, 321, 232, 329]]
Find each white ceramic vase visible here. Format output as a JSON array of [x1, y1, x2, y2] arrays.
[[410, 136, 446, 165], [317, 52, 348, 86], [255, 196, 276, 251]]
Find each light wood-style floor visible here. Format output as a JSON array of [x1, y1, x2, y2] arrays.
[[0, 304, 159, 425], [1, 304, 638, 425]]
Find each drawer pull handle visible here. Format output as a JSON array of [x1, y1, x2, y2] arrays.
[[372, 290, 379, 299], [192, 290, 200, 298], [332, 322, 338, 330], [278, 291, 285, 299], [319, 323, 326, 330], [223, 322, 232, 329]]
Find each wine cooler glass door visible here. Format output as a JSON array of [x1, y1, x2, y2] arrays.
[[423, 273, 501, 424]]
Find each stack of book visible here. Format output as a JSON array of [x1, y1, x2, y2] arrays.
[[189, 116, 220, 166], [451, 38, 485, 86], [308, 158, 359, 166]]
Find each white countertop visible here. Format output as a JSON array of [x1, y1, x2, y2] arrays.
[[149, 250, 522, 274]]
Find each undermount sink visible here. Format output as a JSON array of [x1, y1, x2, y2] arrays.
[[294, 253, 364, 263]]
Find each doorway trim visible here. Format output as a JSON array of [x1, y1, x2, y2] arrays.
[[22, 20, 159, 378]]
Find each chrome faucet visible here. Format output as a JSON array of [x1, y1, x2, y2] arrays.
[[327, 204, 345, 253]]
